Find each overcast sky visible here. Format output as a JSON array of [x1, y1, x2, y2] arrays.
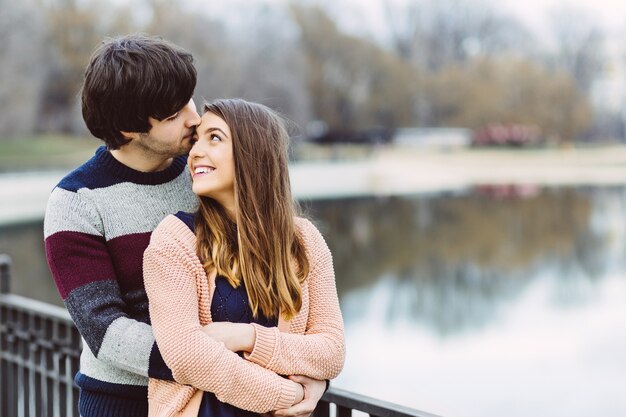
[[329, 0, 626, 46], [500, 0, 626, 35], [136, 0, 626, 51]]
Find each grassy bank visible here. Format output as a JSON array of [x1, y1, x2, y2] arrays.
[[0, 135, 100, 172], [3, 134, 626, 173]]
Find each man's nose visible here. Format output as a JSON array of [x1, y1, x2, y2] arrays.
[[187, 111, 201, 127]]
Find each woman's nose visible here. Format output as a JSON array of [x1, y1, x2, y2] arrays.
[[189, 143, 200, 157], [189, 139, 206, 157]]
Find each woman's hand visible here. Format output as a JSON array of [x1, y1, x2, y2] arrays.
[[202, 322, 256, 353], [273, 375, 326, 417]]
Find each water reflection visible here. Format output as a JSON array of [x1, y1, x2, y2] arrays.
[[308, 187, 615, 335], [306, 186, 626, 417], [2, 186, 626, 416], [0, 220, 61, 305]]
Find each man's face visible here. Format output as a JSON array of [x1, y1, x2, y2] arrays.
[[134, 98, 201, 158]]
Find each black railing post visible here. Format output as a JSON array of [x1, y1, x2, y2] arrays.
[[0, 254, 11, 417], [1, 255, 82, 417], [0, 254, 10, 294], [320, 387, 442, 417]]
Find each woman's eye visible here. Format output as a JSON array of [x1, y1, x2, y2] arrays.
[[210, 134, 221, 142], [167, 113, 180, 121]]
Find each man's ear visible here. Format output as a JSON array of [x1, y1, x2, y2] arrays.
[[120, 131, 138, 142]]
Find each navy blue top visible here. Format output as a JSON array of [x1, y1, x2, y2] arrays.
[[198, 275, 278, 417], [174, 212, 279, 417]]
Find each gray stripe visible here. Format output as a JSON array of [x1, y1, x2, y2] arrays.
[[79, 341, 149, 386], [98, 316, 155, 377], [44, 171, 198, 240], [86, 172, 197, 239], [44, 187, 103, 238]]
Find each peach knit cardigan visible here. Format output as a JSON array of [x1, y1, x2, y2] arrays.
[[143, 215, 345, 417]]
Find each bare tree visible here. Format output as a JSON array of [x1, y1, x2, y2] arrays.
[[36, 0, 129, 133], [0, 0, 47, 137], [219, 3, 312, 127], [383, 0, 533, 71], [548, 6, 605, 94], [423, 56, 592, 141], [290, 3, 418, 130], [144, 0, 312, 127]]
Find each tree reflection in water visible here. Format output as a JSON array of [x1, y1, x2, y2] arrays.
[[2, 186, 620, 332], [3, 186, 625, 416], [306, 186, 615, 336]]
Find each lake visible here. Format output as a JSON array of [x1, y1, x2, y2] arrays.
[[1, 185, 625, 417]]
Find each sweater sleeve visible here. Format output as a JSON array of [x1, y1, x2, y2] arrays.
[[143, 216, 299, 413], [244, 218, 346, 380], [44, 186, 171, 380]]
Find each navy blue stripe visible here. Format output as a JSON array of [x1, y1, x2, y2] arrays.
[[75, 372, 148, 398], [57, 146, 188, 192], [76, 373, 148, 417], [148, 342, 174, 380]]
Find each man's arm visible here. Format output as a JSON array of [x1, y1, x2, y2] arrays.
[[44, 186, 171, 380]]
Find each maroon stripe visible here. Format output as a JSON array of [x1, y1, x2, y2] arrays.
[[107, 232, 152, 293], [45, 231, 117, 299]]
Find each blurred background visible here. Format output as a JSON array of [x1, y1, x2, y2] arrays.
[[2, 0, 626, 416]]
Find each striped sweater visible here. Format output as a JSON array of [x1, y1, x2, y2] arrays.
[[43, 146, 199, 416], [143, 214, 346, 416]]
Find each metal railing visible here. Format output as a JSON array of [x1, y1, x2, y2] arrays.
[[1, 254, 81, 417], [315, 388, 441, 417], [0, 254, 441, 417]]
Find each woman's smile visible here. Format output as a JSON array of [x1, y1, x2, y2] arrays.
[[192, 165, 216, 177]]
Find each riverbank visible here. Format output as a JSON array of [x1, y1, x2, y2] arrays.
[[4, 144, 626, 225], [293, 143, 626, 199]]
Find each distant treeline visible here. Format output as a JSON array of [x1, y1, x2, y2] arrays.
[[0, 0, 618, 142]]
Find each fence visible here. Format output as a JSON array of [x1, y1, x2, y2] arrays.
[[0, 254, 441, 417], [0, 254, 81, 417]]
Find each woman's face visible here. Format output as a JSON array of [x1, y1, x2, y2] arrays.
[[188, 112, 235, 212]]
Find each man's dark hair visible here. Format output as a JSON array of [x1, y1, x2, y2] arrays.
[[81, 34, 197, 149]]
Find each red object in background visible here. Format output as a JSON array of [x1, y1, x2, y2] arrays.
[[472, 124, 543, 147]]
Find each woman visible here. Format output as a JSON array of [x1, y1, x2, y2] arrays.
[[143, 98, 345, 417]]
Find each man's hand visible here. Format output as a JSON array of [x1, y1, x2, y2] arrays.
[[201, 322, 255, 353], [273, 375, 326, 417]]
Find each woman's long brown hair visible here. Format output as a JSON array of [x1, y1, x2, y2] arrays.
[[195, 99, 309, 320]]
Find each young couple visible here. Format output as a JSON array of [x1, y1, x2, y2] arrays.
[[44, 34, 345, 417]]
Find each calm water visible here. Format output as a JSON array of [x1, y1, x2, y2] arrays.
[[2, 185, 626, 417]]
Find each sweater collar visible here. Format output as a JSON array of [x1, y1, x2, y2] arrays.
[[95, 146, 188, 185]]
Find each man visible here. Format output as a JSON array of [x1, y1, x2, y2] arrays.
[[44, 34, 325, 417]]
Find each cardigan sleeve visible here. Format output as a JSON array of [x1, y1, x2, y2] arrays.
[[244, 218, 346, 380], [143, 216, 299, 413]]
